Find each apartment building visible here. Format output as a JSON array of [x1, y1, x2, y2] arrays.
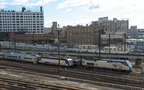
[[0, 7, 44, 34], [91, 17, 129, 34]]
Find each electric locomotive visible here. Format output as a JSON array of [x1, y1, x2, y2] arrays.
[[81, 58, 132, 72]]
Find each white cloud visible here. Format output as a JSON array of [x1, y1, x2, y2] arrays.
[[57, 0, 92, 9], [64, 8, 71, 12], [57, 18, 92, 27], [35, 0, 57, 6], [57, 0, 144, 12], [10, 0, 29, 5], [1, 0, 144, 28], [57, 0, 144, 28], [3, 0, 57, 6], [0, 2, 8, 8]]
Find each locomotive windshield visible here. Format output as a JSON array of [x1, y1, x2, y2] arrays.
[[67, 58, 73, 66], [126, 61, 132, 68]]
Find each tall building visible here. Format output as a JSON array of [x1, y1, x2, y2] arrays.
[[66, 25, 103, 47], [52, 22, 58, 34], [91, 17, 129, 34], [0, 7, 44, 34], [130, 26, 138, 39]]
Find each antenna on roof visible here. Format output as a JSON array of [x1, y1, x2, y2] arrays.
[[22, 7, 26, 12], [40, 6, 43, 12]]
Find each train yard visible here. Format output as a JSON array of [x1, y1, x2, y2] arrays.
[[0, 59, 143, 90], [0, 64, 89, 90]]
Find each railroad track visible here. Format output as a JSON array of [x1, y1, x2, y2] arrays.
[[0, 76, 86, 90], [0, 60, 144, 90]]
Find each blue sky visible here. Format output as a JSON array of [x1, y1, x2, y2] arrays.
[[0, 0, 144, 28]]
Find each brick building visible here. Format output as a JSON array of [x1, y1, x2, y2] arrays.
[[66, 25, 103, 47], [10, 32, 55, 44]]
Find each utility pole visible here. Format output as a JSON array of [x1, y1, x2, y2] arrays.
[[33, 31, 34, 45], [57, 24, 61, 72], [58, 30, 61, 71], [109, 34, 110, 53], [0, 43, 1, 51], [14, 32, 16, 52], [98, 30, 101, 59], [123, 33, 126, 51]]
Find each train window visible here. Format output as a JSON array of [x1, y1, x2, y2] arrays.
[[121, 62, 126, 65], [27, 57, 32, 60], [87, 63, 94, 66], [65, 61, 68, 64], [107, 61, 113, 63]]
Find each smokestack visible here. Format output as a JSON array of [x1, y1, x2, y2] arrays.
[[40, 6, 43, 12]]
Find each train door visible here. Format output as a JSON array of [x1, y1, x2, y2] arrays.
[[33, 57, 40, 64], [65, 60, 69, 66], [19, 56, 21, 59], [33, 57, 37, 64], [0, 53, 4, 59]]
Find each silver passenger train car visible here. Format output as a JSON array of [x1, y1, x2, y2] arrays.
[[0, 52, 74, 67], [2, 53, 40, 64]]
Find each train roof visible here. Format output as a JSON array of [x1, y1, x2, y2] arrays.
[[0, 52, 4, 54], [5, 53, 37, 57], [85, 58, 128, 62], [41, 56, 72, 61]]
